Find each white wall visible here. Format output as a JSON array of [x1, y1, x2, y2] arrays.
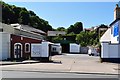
[[109, 45, 119, 58], [111, 21, 120, 44], [31, 44, 41, 57], [31, 42, 51, 58], [0, 32, 10, 60], [41, 42, 49, 57], [101, 43, 109, 58], [70, 43, 80, 53], [101, 42, 120, 58]]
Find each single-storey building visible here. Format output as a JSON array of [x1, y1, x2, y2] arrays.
[[0, 23, 46, 60]]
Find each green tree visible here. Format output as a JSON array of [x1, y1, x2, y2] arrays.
[[67, 25, 74, 34], [2, 3, 15, 24], [12, 7, 22, 23], [76, 31, 97, 47], [52, 35, 63, 42], [67, 22, 83, 34], [19, 10, 30, 25], [29, 10, 36, 16], [1, 1, 53, 32], [56, 27, 66, 31], [73, 22, 83, 34]]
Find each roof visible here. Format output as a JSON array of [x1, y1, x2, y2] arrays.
[[47, 31, 66, 36], [11, 23, 46, 35], [109, 18, 120, 26], [100, 28, 111, 42]]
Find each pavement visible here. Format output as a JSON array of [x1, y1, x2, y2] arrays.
[[0, 60, 40, 65], [0, 54, 120, 75]]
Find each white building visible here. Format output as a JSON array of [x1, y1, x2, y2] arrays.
[[47, 31, 66, 36], [100, 19, 120, 63]]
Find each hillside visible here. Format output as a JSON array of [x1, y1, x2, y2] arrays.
[[1, 1, 53, 32]]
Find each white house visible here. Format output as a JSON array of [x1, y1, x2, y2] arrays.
[[100, 18, 120, 63]]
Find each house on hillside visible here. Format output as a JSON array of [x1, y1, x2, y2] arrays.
[[47, 31, 66, 36], [0, 23, 46, 60]]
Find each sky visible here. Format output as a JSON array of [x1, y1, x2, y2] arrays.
[[5, 2, 117, 29]]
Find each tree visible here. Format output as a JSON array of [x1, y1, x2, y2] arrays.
[[76, 31, 97, 47], [56, 27, 66, 31], [73, 22, 83, 34], [19, 10, 30, 25], [2, 3, 15, 24], [29, 10, 36, 16], [12, 7, 22, 23], [67, 25, 74, 34], [52, 35, 63, 42], [1, 1, 53, 32], [67, 22, 83, 34]]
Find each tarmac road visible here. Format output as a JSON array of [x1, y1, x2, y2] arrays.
[[1, 54, 119, 78], [2, 70, 118, 78]]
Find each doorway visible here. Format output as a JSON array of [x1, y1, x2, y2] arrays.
[[61, 44, 69, 53], [14, 43, 22, 59]]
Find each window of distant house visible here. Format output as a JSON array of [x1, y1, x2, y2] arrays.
[[25, 43, 30, 53]]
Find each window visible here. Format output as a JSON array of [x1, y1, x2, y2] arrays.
[[53, 48, 56, 51], [25, 43, 30, 53]]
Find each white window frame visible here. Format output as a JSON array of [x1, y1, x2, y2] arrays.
[[25, 43, 30, 53]]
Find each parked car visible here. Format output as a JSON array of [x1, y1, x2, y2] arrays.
[[88, 48, 99, 56]]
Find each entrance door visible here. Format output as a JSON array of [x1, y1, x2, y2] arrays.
[[14, 43, 22, 59]]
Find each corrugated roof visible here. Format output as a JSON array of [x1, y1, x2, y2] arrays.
[[11, 23, 46, 35]]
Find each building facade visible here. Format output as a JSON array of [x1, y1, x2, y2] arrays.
[[0, 23, 46, 60], [100, 19, 120, 63]]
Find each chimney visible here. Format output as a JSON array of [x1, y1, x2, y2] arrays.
[[114, 4, 120, 20]]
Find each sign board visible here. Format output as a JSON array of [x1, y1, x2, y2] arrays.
[[113, 22, 119, 37], [31, 44, 41, 57]]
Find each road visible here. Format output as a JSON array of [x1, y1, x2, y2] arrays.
[[1, 54, 119, 78], [2, 70, 118, 78]]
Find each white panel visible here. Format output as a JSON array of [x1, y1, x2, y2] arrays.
[[41, 42, 49, 57], [101, 43, 109, 58], [70, 43, 80, 53], [31, 44, 41, 57], [0, 33, 2, 60], [119, 45, 120, 58], [0, 32, 10, 60], [109, 45, 119, 58]]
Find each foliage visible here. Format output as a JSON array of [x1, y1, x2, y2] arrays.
[[67, 22, 83, 34], [56, 27, 66, 31], [1, 1, 53, 32], [76, 31, 98, 47], [52, 35, 63, 42]]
